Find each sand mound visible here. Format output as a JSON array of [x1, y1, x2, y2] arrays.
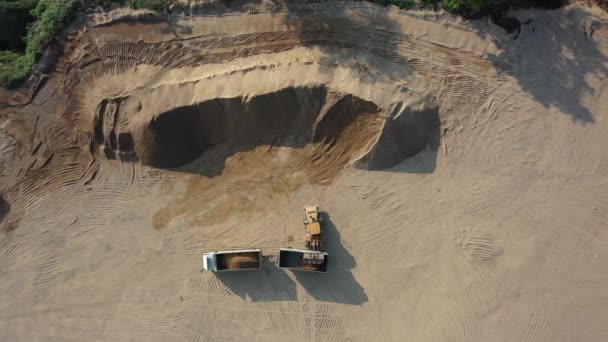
[[225, 255, 259, 269], [359, 99, 441, 170]]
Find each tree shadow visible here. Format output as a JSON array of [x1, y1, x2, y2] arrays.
[[293, 213, 368, 305], [215, 258, 297, 302], [481, 6, 607, 123]]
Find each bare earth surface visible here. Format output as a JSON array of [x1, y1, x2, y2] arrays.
[[1, 1, 608, 341]]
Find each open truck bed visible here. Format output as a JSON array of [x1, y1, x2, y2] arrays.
[[203, 249, 262, 272], [276, 248, 328, 273]]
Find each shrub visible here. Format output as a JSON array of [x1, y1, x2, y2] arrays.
[[441, 0, 489, 13], [132, 0, 172, 12], [0, 0, 76, 87], [1, 49, 37, 88], [396, 0, 415, 9], [26, 0, 77, 58], [1, 51, 23, 86], [376, 0, 491, 14], [1, 0, 178, 87], [376, 0, 415, 8]]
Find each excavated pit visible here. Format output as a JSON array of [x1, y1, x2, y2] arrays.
[[90, 86, 443, 179], [90, 86, 392, 179], [137, 87, 328, 169]]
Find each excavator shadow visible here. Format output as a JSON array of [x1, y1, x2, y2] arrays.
[[0, 196, 9, 225], [293, 214, 368, 305], [215, 259, 297, 302]]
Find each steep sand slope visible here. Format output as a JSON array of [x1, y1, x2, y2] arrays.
[[1, 1, 608, 341]]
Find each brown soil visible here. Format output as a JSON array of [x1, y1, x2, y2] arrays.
[[218, 252, 260, 270], [359, 100, 441, 170]]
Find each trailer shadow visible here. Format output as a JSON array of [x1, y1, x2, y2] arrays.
[[293, 214, 368, 305], [215, 258, 297, 302]]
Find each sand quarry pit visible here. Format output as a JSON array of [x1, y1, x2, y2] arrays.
[[95, 86, 384, 171], [1, 1, 608, 341]]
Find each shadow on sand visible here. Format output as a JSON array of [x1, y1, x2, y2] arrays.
[[215, 258, 297, 302], [480, 6, 606, 123], [0, 196, 9, 225], [293, 213, 368, 305]]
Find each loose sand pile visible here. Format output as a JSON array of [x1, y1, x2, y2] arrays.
[[218, 252, 260, 270], [1, 1, 608, 341]]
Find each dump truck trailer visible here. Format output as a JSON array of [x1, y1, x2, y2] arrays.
[[203, 249, 262, 272], [276, 247, 328, 273]]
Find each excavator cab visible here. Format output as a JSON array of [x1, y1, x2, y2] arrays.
[[303, 206, 323, 225]]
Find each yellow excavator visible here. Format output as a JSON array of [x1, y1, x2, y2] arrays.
[[276, 205, 328, 272]]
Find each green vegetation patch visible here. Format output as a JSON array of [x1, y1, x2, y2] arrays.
[[377, 0, 416, 9], [26, 0, 77, 59], [376, 0, 490, 13], [440, 0, 488, 13], [0, 0, 174, 88], [0, 50, 32, 87], [132, 0, 172, 12], [0, 0, 76, 87]]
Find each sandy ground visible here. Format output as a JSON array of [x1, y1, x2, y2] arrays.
[[1, 1, 608, 341]]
